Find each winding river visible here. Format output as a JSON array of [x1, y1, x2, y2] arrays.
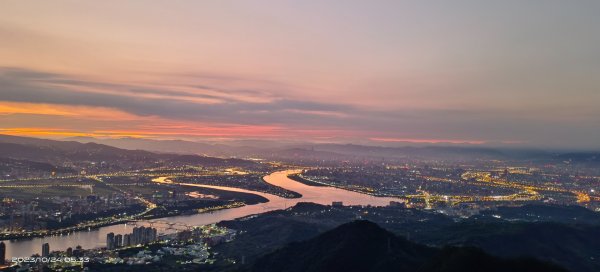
[[1, 170, 400, 258]]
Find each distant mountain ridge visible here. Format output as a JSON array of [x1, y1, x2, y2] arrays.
[[0, 136, 156, 163], [67, 136, 232, 156], [0, 134, 256, 170], [3, 134, 600, 166], [64, 135, 600, 164]]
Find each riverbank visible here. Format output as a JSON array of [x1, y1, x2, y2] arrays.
[[287, 174, 328, 187], [0, 190, 267, 242], [0, 201, 250, 242], [287, 173, 401, 198], [2, 170, 401, 258], [173, 174, 303, 199]]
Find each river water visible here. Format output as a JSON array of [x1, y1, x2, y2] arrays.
[[1, 170, 400, 258]]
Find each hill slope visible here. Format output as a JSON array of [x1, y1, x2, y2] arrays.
[[247, 220, 567, 272], [0, 134, 256, 171]]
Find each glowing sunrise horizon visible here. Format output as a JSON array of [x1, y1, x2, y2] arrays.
[[1, 1, 600, 149]]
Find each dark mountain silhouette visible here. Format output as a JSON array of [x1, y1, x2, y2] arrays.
[[419, 246, 568, 272], [247, 220, 567, 272], [61, 135, 600, 164], [67, 136, 232, 156], [427, 221, 600, 272], [0, 134, 255, 168], [0, 134, 158, 162]]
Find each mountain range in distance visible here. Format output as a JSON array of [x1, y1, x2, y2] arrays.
[[1, 134, 599, 166], [66, 135, 600, 164], [0, 134, 257, 175]]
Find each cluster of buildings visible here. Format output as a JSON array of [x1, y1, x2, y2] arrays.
[[105, 244, 210, 266], [0, 193, 140, 234], [106, 226, 158, 250], [103, 224, 237, 267], [301, 164, 600, 211]]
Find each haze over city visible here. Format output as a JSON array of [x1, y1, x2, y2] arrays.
[[3, 2, 600, 272], [1, 1, 600, 149]]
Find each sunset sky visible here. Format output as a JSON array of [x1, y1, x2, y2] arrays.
[[1, 1, 600, 149]]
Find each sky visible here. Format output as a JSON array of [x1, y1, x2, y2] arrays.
[[1, 1, 599, 149]]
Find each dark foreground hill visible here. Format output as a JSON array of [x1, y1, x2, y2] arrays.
[[246, 220, 567, 272]]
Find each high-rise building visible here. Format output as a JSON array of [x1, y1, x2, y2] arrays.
[[132, 226, 145, 245], [73, 245, 83, 258], [0, 241, 6, 265], [125, 226, 158, 246], [152, 228, 157, 242], [131, 227, 137, 245], [123, 234, 131, 247], [42, 243, 50, 257], [66, 247, 73, 257], [131, 227, 140, 245], [115, 234, 123, 248], [140, 226, 147, 243], [106, 232, 115, 250], [144, 227, 153, 243]]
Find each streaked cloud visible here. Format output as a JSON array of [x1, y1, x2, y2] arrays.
[[1, 66, 600, 148], [1, 1, 599, 149], [0, 101, 149, 121]]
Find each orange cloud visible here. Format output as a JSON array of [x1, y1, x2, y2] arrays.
[[0, 128, 114, 138], [0, 102, 75, 116], [0, 101, 291, 139], [0, 101, 152, 121], [94, 123, 286, 138], [0, 101, 498, 143], [0, 127, 281, 140]]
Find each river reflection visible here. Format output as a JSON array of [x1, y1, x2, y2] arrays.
[[1, 170, 400, 258]]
